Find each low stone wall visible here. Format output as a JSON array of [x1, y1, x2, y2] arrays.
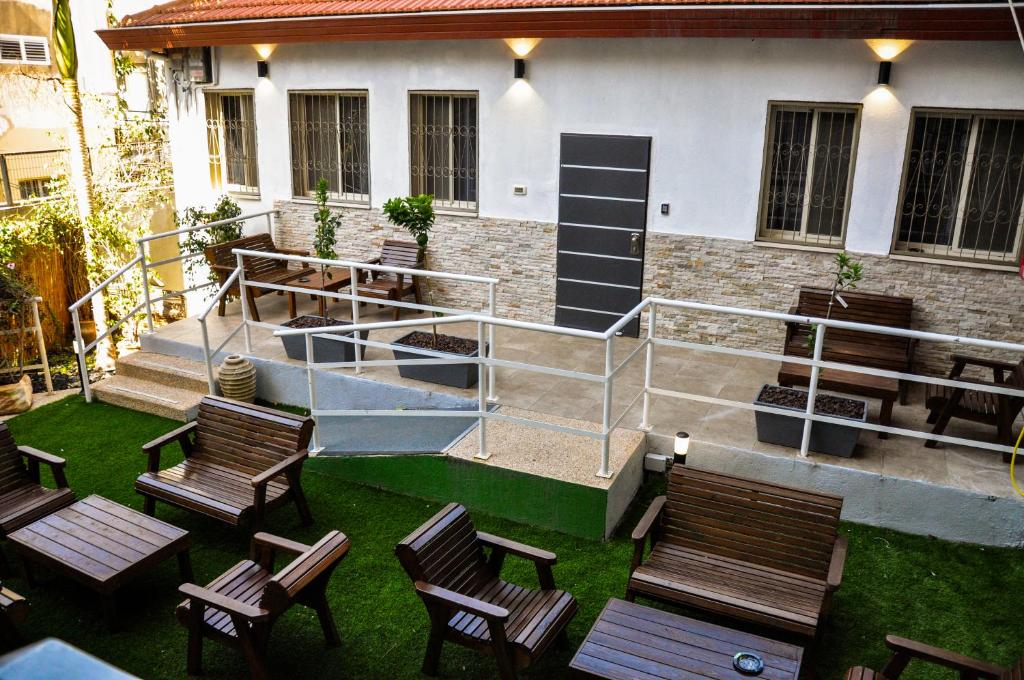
[[274, 200, 1022, 376]]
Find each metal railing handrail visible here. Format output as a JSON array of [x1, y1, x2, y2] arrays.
[[69, 254, 144, 312], [136, 209, 278, 244]]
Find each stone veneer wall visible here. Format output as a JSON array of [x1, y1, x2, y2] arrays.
[[273, 200, 558, 322], [274, 200, 1022, 375]]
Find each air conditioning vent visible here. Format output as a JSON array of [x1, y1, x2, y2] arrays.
[[22, 38, 48, 63], [0, 34, 50, 65]]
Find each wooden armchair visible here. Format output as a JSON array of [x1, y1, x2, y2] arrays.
[[846, 634, 1020, 680], [628, 465, 847, 639], [135, 397, 315, 532], [925, 355, 1024, 460], [0, 423, 74, 566], [204, 233, 314, 322], [357, 239, 423, 320], [0, 587, 28, 646], [395, 503, 578, 680], [177, 530, 350, 680]]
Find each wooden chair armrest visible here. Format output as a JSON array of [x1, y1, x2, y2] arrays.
[[18, 446, 65, 467], [209, 263, 238, 275], [251, 451, 308, 488], [827, 535, 848, 590], [414, 581, 509, 622], [631, 495, 666, 572], [251, 532, 312, 557], [363, 256, 382, 265], [142, 422, 197, 454], [179, 583, 270, 621], [275, 248, 309, 256], [477, 532, 557, 565], [882, 636, 1004, 679], [949, 353, 1018, 373]]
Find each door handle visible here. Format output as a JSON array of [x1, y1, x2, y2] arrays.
[[630, 232, 642, 256]]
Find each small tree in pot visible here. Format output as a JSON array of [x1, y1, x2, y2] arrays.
[[807, 251, 863, 353], [0, 264, 37, 414], [382, 194, 434, 253]]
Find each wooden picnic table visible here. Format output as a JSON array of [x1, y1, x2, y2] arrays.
[[8, 495, 192, 629], [570, 599, 804, 680]]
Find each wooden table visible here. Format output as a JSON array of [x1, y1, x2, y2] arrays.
[[570, 599, 804, 679], [287, 266, 360, 318], [8, 495, 192, 629]]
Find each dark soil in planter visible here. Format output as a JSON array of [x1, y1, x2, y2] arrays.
[[6, 351, 106, 393], [282, 315, 349, 331], [757, 385, 866, 420], [394, 331, 479, 356]]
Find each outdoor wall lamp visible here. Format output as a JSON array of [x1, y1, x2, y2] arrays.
[[256, 60, 269, 78], [674, 431, 690, 466], [877, 61, 892, 85], [513, 58, 526, 79]]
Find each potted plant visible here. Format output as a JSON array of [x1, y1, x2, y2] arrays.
[[753, 385, 867, 457], [380, 196, 482, 388], [279, 178, 367, 364], [0, 264, 36, 415]]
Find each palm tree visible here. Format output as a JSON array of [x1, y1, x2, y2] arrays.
[[52, 0, 110, 365]]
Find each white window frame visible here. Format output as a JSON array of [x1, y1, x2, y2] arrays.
[[892, 107, 1024, 265], [0, 34, 49, 66], [205, 90, 259, 196], [756, 102, 861, 249], [287, 90, 371, 207], [408, 91, 479, 214]]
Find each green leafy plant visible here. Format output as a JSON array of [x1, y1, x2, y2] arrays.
[[807, 251, 864, 354], [382, 194, 435, 250], [178, 195, 243, 284], [311, 178, 342, 302]]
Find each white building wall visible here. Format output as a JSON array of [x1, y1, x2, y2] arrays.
[[166, 37, 1024, 255]]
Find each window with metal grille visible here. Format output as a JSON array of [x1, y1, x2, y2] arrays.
[[0, 35, 49, 65], [410, 92, 478, 211], [288, 91, 369, 204], [205, 91, 259, 195], [893, 109, 1024, 265], [757, 103, 860, 248], [17, 178, 51, 201]]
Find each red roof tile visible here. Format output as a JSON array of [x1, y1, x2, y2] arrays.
[[120, 0, 968, 26]]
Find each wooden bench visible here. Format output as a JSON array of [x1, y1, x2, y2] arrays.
[[177, 531, 350, 680], [0, 587, 28, 646], [396, 503, 578, 680], [205, 234, 314, 322], [627, 466, 847, 639], [0, 422, 75, 566], [135, 397, 315, 532], [357, 239, 423, 320], [846, 634, 1020, 680], [778, 287, 917, 438]]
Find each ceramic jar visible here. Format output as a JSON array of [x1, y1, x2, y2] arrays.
[[218, 355, 256, 403]]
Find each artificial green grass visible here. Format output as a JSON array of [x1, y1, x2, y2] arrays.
[[4, 396, 1022, 679]]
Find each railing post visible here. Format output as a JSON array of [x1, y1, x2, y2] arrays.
[[349, 265, 361, 373], [0, 156, 13, 206], [265, 211, 274, 240], [640, 302, 656, 431], [138, 240, 155, 334], [486, 282, 497, 402], [236, 253, 252, 353], [306, 333, 322, 453], [30, 298, 52, 393], [598, 335, 614, 478], [199, 319, 217, 394], [799, 323, 827, 458], [474, 320, 490, 460], [71, 308, 92, 403]]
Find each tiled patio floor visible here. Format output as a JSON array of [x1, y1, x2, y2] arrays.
[[150, 292, 1023, 500]]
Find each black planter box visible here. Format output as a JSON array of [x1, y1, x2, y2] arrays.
[[753, 384, 866, 458], [279, 316, 368, 364], [391, 331, 482, 389]]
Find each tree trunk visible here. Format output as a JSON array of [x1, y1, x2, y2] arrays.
[[63, 78, 112, 368]]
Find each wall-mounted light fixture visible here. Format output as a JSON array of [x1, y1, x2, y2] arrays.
[[513, 58, 526, 79], [256, 60, 269, 78], [877, 61, 892, 85]]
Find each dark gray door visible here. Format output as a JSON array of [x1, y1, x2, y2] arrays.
[[555, 133, 651, 337]]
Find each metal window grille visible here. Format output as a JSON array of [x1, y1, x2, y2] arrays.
[[758, 103, 859, 247], [0, 35, 49, 65], [894, 109, 1024, 264], [410, 93, 478, 211], [0, 150, 67, 206], [288, 92, 369, 204], [17, 178, 50, 200], [205, 92, 259, 195]]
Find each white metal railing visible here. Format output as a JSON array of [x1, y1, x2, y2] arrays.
[[197, 249, 500, 395], [275, 295, 1024, 479], [70, 210, 275, 402]]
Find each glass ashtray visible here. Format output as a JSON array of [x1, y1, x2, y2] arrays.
[[733, 652, 764, 675]]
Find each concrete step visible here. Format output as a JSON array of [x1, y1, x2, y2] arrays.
[[92, 375, 203, 422], [116, 351, 209, 393]]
